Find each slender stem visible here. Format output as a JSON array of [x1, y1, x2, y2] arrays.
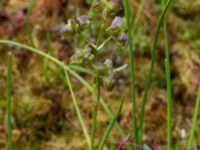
[[165, 59, 173, 150], [43, 33, 60, 90], [162, 0, 173, 149], [138, 0, 172, 144], [132, 0, 146, 34], [187, 87, 200, 150], [6, 52, 13, 150], [89, 0, 97, 18], [98, 97, 125, 150], [176, 129, 180, 150], [64, 69, 91, 148], [90, 77, 101, 150], [96, 24, 105, 46], [124, 0, 138, 145], [26, 0, 36, 47]]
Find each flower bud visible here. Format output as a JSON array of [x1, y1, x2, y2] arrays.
[[103, 72, 115, 91], [107, 1, 122, 14], [104, 59, 113, 68], [77, 15, 90, 29], [69, 52, 82, 64], [70, 18, 80, 32], [92, 1, 105, 13], [117, 31, 128, 47], [93, 63, 107, 75]]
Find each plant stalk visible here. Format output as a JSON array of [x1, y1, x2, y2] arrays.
[[124, 0, 138, 145], [187, 87, 200, 150], [6, 52, 13, 150], [138, 0, 172, 145], [90, 76, 101, 150], [162, 0, 173, 149]]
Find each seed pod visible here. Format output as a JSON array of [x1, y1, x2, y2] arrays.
[[117, 31, 128, 47], [107, 1, 122, 14], [106, 16, 124, 36]]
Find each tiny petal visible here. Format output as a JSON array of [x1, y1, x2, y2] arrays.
[[106, 16, 124, 35], [60, 24, 72, 34], [111, 16, 124, 28]]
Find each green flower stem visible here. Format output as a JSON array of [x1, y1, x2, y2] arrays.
[[124, 0, 138, 145], [6, 52, 13, 150], [90, 77, 101, 150], [187, 87, 200, 150], [162, 0, 173, 149], [138, 0, 172, 145]]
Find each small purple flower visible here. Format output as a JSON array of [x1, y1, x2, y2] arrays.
[[106, 16, 124, 35]]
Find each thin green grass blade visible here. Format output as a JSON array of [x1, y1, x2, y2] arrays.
[[43, 33, 61, 90], [164, 59, 173, 150], [162, 0, 173, 149], [124, 0, 138, 145], [6, 52, 13, 150], [138, 0, 172, 144], [26, 0, 36, 47], [98, 97, 125, 150], [64, 69, 90, 148], [187, 87, 200, 150], [132, 0, 146, 34], [176, 129, 180, 150]]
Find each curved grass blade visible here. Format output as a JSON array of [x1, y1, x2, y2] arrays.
[[6, 52, 13, 150], [98, 97, 125, 150], [138, 0, 172, 144], [64, 69, 90, 147]]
